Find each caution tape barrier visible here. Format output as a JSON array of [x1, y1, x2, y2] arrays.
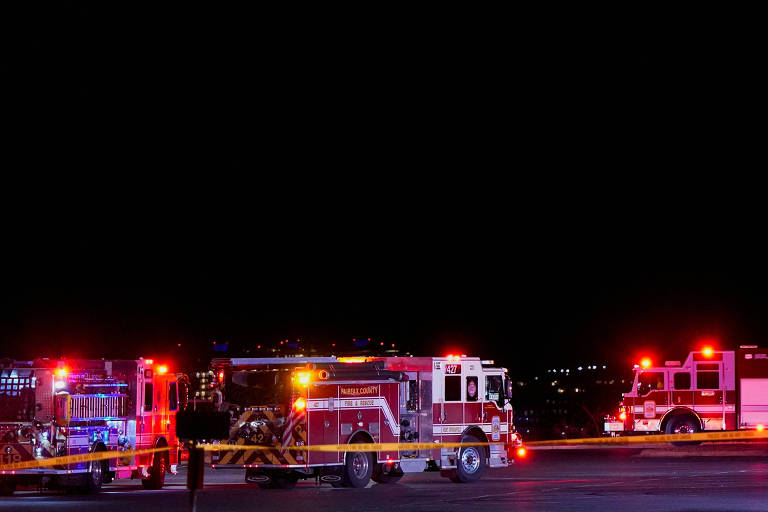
[[4, 430, 768, 472], [0, 446, 169, 472], [200, 441, 486, 453], [526, 429, 768, 446]]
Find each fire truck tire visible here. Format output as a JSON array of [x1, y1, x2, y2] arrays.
[[665, 416, 703, 446], [0, 480, 15, 496], [342, 443, 374, 488], [78, 458, 106, 494], [141, 452, 167, 490], [452, 443, 486, 483], [372, 464, 404, 484]]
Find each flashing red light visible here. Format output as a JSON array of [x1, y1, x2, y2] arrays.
[[757, 424, 765, 431], [640, 358, 652, 369], [218, 371, 225, 383], [157, 365, 168, 374], [386, 459, 395, 465], [257, 345, 261, 349], [380, 342, 384, 346], [293, 397, 306, 411], [702, 346, 714, 357], [516, 447, 527, 457], [619, 411, 627, 421], [332, 343, 336, 347], [56, 368, 68, 378], [391, 344, 395, 348]]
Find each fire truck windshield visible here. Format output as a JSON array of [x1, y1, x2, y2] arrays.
[[227, 370, 293, 405], [638, 371, 664, 395]]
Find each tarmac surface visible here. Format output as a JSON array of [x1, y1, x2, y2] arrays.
[[2, 446, 767, 511]]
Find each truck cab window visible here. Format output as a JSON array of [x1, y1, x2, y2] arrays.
[[638, 372, 664, 395], [697, 371, 719, 389], [444, 375, 461, 402], [169, 382, 178, 411], [144, 382, 153, 412], [674, 372, 691, 390], [485, 375, 503, 407], [466, 376, 478, 401]]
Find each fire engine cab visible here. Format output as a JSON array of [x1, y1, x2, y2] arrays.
[[605, 346, 768, 440], [208, 355, 522, 488], [0, 358, 188, 495]]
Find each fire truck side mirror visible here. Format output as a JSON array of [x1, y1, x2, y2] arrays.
[[176, 410, 230, 441]]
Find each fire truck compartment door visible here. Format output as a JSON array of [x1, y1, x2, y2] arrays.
[[740, 378, 768, 426]]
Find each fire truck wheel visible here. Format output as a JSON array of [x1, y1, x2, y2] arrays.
[[665, 416, 703, 446], [372, 464, 404, 484], [0, 480, 15, 496], [342, 445, 374, 488], [141, 453, 167, 490], [79, 458, 106, 494], [452, 443, 485, 483]]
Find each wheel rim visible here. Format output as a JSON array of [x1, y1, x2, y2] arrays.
[[91, 460, 102, 485], [461, 447, 480, 474], [673, 421, 696, 434], [351, 452, 369, 479]]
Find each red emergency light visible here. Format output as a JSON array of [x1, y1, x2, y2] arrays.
[[640, 358, 652, 369], [701, 346, 714, 357]]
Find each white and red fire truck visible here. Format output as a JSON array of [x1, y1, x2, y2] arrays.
[[208, 355, 523, 488], [604, 346, 768, 440], [0, 358, 188, 495]]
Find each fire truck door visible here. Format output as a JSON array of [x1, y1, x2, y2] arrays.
[[323, 395, 340, 463], [464, 370, 481, 424], [695, 362, 724, 430]]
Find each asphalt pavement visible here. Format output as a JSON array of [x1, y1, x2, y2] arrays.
[[2, 448, 767, 512]]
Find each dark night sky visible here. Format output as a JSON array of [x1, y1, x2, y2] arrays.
[[4, 6, 764, 379]]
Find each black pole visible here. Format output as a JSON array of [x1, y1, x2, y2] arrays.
[[187, 440, 205, 512]]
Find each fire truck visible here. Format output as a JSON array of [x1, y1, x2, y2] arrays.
[[0, 358, 188, 495], [208, 355, 523, 488], [604, 346, 768, 441]]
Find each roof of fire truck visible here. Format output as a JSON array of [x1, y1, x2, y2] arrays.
[[212, 355, 500, 372]]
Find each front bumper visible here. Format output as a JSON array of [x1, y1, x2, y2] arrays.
[[604, 421, 625, 432]]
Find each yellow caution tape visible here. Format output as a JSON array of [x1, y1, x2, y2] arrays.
[[0, 446, 169, 472], [527, 429, 768, 446], [202, 441, 490, 453], [5, 429, 766, 471]]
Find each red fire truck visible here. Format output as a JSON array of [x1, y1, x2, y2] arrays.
[[604, 346, 768, 440], [208, 355, 523, 488], [0, 358, 188, 495]]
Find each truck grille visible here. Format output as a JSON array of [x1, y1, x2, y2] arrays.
[[70, 394, 127, 419]]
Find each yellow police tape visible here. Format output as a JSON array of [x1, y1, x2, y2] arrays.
[[3, 429, 768, 471], [0, 447, 169, 472], [526, 428, 768, 446], [201, 441, 483, 453]]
